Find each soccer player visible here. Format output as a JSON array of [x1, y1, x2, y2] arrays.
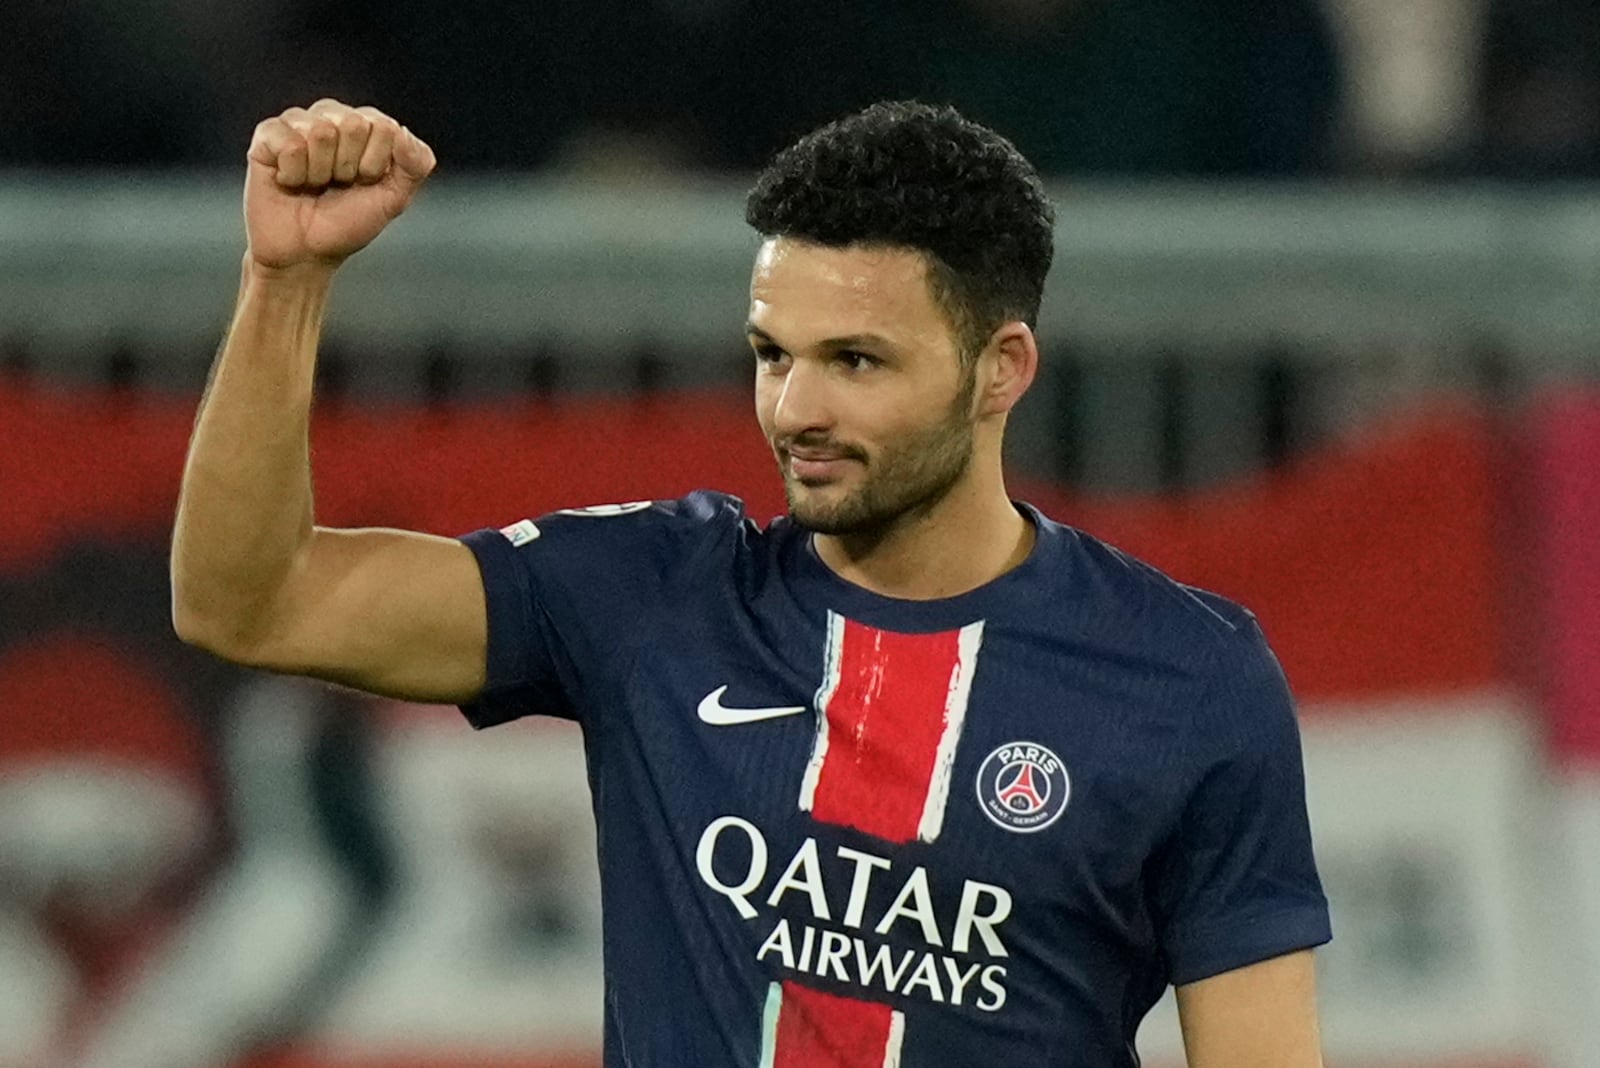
[[172, 97, 1331, 1067]]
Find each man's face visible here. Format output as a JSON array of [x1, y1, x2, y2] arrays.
[[749, 238, 979, 536]]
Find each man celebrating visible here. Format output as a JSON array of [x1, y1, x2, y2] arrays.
[[172, 98, 1330, 1067]]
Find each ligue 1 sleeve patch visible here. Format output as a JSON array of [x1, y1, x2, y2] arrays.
[[975, 741, 1071, 833], [498, 519, 541, 546]]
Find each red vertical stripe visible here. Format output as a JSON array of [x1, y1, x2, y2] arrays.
[[772, 981, 896, 1068], [810, 620, 964, 844], [773, 619, 971, 1063]]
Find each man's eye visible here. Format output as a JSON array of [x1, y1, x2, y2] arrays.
[[753, 344, 787, 364], [839, 350, 878, 370]]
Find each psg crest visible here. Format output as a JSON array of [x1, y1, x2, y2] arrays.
[[975, 741, 1070, 833]]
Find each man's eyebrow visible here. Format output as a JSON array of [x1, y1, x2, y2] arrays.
[[744, 324, 897, 350]]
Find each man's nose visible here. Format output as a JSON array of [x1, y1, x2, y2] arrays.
[[771, 359, 833, 438]]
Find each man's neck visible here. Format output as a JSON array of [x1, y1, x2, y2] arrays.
[[812, 476, 1035, 601]]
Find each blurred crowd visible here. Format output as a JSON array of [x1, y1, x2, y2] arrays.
[[2, 0, 1599, 178]]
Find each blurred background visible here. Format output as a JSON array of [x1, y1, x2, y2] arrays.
[[3, 1, 1599, 1066]]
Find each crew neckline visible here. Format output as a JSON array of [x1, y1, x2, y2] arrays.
[[778, 501, 1064, 630]]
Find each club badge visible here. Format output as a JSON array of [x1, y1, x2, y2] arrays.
[[975, 741, 1070, 833]]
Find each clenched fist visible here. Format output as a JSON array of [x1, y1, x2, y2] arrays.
[[245, 99, 436, 271]]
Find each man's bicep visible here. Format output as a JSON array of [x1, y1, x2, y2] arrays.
[[257, 526, 489, 703], [1175, 949, 1323, 1068]]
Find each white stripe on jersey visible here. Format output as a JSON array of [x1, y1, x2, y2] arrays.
[[882, 1008, 907, 1068], [917, 620, 985, 843], [798, 611, 847, 813], [757, 981, 782, 1068]]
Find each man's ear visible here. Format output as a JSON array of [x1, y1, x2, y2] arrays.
[[977, 322, 1039, 417]]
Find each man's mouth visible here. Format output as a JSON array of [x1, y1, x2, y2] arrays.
[[782, 445, 859, 484]]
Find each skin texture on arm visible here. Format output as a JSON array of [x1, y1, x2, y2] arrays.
[[171, 100, 488, 704], [1175, 949, 1324, 1068]]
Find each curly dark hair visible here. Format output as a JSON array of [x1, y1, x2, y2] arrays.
[[745, 101, 1056, 361]]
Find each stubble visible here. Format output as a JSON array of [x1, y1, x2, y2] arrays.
[[783, 367, 978, 538]]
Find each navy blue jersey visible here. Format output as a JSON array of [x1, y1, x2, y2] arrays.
[[460, 492, 1330, 1068]]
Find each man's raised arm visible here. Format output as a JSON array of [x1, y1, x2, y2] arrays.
[[171, 99, 488, 704]]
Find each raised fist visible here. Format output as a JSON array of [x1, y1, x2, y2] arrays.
[[244, 99, 436, 271]]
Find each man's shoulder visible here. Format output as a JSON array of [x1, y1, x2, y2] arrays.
[[1034, 510, 1265, 665], [656, 489, 763, 530], [469, 490, 776, 585], [1033, 515, 1296, 744], [503, 490, 760, 544]]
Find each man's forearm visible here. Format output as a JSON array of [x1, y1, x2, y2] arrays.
[[170, 257, 334, 653]]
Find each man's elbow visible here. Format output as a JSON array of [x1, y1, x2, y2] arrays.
[[170, 587, 273, 667], [172, 599, 236, 661]]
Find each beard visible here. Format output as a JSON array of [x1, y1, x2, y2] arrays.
[[779, 369, 978, 538]]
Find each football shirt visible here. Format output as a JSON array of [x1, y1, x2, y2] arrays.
[[460, 492, 1330, 1067]]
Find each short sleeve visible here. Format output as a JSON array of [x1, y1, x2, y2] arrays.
[[1150, 623, 1332, 985], [455, 492, 746, 730]]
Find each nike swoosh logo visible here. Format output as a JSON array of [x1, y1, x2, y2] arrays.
[[697, 685, 808, 726]]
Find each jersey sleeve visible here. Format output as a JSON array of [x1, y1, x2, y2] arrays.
[[1150, 621, 1332, 986], [455, 492, 745, 730]]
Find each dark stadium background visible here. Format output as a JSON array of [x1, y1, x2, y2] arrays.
[[2, 3, 1599, 1066]]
